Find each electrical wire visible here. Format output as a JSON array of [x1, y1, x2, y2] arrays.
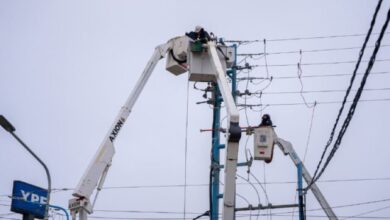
[[342, 205, 390, 220], [292, 102, 317, 220], [42, 198, 390, 220], [237, 174, 262, 220], [237, 214, 390, 219], [266, 31, 390, 42], [237, 193, 253, 220], [303, 104, 316, 163], [263, 39, 270, 78], [292, 103, 317, 218], [88, 216, 196, 219], [2, 197, 390, 219], [258, 58, 390, 67], [272, 44, 390, 55], [312, 199, 387, 213], [238, 64, 261, 220], [244, 70, 251, 126], [243, 197, 390, 216], [192, 210, 210, 220], [237, 87, 390, 99], [225, 31, 390, 43], [183, 80, 190, 219], [263, 164, 271, 220], [94, 209, 203, 215], [297, 50, 316, 108], [261, 71, 390, 80], [243, 135, 251, 165], [248, 173, 270, 205], [252, 77, 273, 92], [262, 87, 390, 95], [309, 2, 390, 189], [249, 172, 272, 220], [239, 44, 390, 56], [237, 98, 390, 108], [28, 175, 390, 194], [237, 58, 273, 220]]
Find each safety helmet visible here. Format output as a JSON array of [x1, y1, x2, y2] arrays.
[[195, 25, 203, 32]]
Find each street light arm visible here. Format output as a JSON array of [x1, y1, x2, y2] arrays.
[[0, 115, 51, 220], [9, 132, 52, 200], [10, 132, 52, 219]]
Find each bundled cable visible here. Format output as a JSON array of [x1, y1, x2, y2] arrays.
[[309, 0, 390, 189]]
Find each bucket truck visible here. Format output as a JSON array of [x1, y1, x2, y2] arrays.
[[253, 114, 338, 220], [68, 35, 242, 220]]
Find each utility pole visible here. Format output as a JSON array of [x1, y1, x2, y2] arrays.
[[210, 83, 222, 220], [209, 43, 238, 220]]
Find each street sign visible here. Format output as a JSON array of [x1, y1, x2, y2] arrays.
[[11, 180, 48, 219]]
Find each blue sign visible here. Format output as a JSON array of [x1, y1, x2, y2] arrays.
[[11, 180, 48, 219]]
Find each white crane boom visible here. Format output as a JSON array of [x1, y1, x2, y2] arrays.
[[69, 39, 174, 220]]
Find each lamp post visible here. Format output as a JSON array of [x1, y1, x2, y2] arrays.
[[0, 115, 51, 220]]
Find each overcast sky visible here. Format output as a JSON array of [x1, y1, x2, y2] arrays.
[[1, 1, 390, 219]]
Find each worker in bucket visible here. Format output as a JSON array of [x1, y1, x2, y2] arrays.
[[259, 114, 273, 127], [186, 25, 211, 43]]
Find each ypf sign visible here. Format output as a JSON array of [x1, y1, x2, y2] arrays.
[[11, 180, 48, 219]]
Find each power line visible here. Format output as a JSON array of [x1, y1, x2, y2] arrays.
[[2, 197, 390, 219], [192, 210, 210, 220], [258, 87, 390, 95], [272, 71, 390, 80], [237, 98, 390, 108], [257, 58, 390, 67], [236, 71, 390, 81], [303, 104, 316, 162], [268, 198, 390, 216], [48, 177, 390, 193], [89, 216, 194, 220], [238, 214, 390, 219], [267, 44, 390, 55], [310, 0, 390, 189], [267, 31, 390, 42], [94, 209, 203, 215], [296, 49, 316, 109], [343, 205, 390, 220], [248, 172, 271, 220], [51, 199, 390, 220], [266, 204, 390, 219], [239, 44, 390, 56], [224, 31, 390, 43], [41, 198, 390, 218], [236, 174, 262, 210], [183, 80, 190, 220]]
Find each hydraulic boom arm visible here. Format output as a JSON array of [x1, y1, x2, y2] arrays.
[[276, 138, 338, 220], [69, 40, 174, 220]]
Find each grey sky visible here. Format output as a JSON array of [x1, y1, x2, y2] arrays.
[[1, 0, 390, 219]]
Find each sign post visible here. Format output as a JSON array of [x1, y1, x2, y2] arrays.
[[11, 180, 48, 219]]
